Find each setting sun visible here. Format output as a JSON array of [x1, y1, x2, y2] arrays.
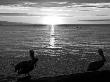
[[42, 16, 63, 25]]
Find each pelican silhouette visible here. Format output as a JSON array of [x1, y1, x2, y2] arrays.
[[87, 49, 106, 72], [15, 50, 38, 76]]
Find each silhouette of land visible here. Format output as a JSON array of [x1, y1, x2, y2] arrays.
[[16, 70, 110, 82], [0, 70, 110, 82]]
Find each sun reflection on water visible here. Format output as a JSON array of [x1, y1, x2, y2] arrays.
[[49, 24, 55, 48], [50, 24, 55, 36], [48, 24, 62, 49]]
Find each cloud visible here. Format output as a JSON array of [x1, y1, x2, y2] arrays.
[[0, 13, 27, 16], [79, 10, 91, 11], [0, 12, 58, 17], [96, 14, 108, 16], [75, 3, 110, 8], [17, 2, 110, 8], [0, 13, 35, 16], [18, 1, 70, 7], [0, 0, 110, 5], [78, 5, 96, 8], [0, 0, 20, 5], [0, 0, 110, 8], [0, 1, 69, 8], [0, 2, 110, 17], [0, 1, 110, 24], [79, 19, 110, 21]]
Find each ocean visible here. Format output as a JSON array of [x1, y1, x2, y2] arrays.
[[0, 24, 110, 56], [0, 24, 110, 81]]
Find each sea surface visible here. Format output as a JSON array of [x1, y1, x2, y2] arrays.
[[0, 25, 110, 56], [0, 24, 110, 81]]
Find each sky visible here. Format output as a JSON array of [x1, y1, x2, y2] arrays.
[[0, 0, 110, 24]]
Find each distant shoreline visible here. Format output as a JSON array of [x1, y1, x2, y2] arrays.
[[0, 21, 110, 26]]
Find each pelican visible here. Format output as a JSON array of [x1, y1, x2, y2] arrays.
[[15, 50, 38, 76], [87, 49, 106, 72]]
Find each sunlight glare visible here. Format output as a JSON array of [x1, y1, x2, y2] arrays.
[[49, 25, 55, 48], [50, 24, 54, 36], [50, 37, 55, 48], [42, 16, 62, 25]]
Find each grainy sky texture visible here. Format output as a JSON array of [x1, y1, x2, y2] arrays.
[[0, 0, 110, 24]]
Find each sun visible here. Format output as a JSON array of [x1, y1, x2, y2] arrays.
[[42, 15, 62, 25]]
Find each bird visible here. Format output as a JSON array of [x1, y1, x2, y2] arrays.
[[15, 49, 38, 76], [87, 49, 106, 72]]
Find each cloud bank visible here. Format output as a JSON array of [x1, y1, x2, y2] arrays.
[[0, 0, 110, 24], [0, 0, 110, 5]]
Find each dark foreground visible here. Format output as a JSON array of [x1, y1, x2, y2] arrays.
[[16, 70, 110, 82]]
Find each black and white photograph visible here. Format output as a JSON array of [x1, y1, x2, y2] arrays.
[[0, 0, 110, 82]]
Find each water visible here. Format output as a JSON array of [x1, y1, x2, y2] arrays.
[[0, 24, 110, 81], [0, 25, 110, 57]]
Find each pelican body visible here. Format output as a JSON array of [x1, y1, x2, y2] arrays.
[[15, 50, 38, 76], [87, 49, 106, 72]]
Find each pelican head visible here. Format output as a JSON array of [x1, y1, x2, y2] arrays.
[[29, 49, 35, 60], [98, 49, 103, 56], [98, 49, 106, 62]]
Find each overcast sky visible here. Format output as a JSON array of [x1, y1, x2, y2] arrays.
[[0, 0, 110, 24]]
